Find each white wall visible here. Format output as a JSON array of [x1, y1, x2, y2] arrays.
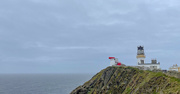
[[138, 64, 160, 69], [137, 57, 145, 64], [169, 68, 178, 71], [110, 59, 116, 66]]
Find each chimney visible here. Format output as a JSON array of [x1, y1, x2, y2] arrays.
[[151, 59, 157, 64]]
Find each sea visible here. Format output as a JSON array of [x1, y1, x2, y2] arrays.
[[0, 74, 94, 94]]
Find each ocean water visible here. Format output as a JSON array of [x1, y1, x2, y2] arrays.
[[0, 74, 93, 94]]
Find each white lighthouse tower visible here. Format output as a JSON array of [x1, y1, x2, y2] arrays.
[[136, 46, 146, 65], [136, 46, 160, 70]]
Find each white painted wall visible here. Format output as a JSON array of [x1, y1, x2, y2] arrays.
[[138, 64, 160, 69], [110, 59, 116, 66], [169, 68, 178, 71], [137, 57, 145, 65]]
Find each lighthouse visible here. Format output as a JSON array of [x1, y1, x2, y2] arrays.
[[136, 46, 146, 65], [136, 46, 160, 70]]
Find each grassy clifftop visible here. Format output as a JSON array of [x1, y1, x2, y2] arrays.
[[71, 66, 180, 94]]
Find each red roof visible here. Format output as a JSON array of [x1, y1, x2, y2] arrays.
[[117, 62, 121, 66], [109, 57, 115, 59]]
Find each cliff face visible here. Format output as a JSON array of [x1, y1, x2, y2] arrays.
[[71, 66, 180, 94]]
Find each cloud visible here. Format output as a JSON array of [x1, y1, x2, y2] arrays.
[[0, 0, 180, 73], [54, 46, 100, 50]]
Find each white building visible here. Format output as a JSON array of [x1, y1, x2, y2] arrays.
[[109, 57, 121, 66], [109, 57, 116, 66], [137, 46, 160, 70], [169, 64, 180, 72]]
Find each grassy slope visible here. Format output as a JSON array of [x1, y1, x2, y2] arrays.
[[85, 66, 180, 94]]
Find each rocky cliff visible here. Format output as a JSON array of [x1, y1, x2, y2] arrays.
[[71, 66, 180, 94]]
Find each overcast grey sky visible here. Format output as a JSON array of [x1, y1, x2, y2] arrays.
[[0, 0, 180, 73]]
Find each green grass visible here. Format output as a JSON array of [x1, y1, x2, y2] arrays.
[[80, 66, 180, 94]]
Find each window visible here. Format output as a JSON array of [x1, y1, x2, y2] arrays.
[[140, 60, 144, 64]]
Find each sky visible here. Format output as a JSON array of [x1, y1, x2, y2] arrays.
[[0, 0, 180, 74]]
